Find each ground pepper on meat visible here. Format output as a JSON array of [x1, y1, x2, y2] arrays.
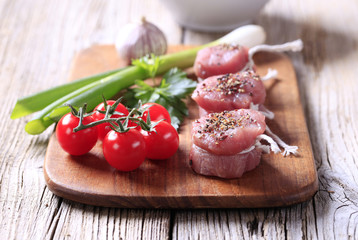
[[196, 110, 257, 144], [201, 71, 261, 96]]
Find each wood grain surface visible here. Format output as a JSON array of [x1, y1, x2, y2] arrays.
[[44, 45, 317, 208], [2, 0, 358, 239]]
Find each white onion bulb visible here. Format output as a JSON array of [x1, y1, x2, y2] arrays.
[[115, 17, 168, 64]]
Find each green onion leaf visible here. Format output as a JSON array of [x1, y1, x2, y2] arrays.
[[25, 66, 148, 135], [11, 68, 122, 119]]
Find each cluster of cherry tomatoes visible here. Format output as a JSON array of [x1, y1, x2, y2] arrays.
[[55, 100, 179, 172]]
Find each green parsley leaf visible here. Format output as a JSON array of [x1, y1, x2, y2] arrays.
[[124, 68, 197, 129], [132, 54, 162, 79]]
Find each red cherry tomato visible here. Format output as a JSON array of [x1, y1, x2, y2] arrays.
[[141, 103, 171, 124], [103, 129, 147, 171], [141, 121, 179, 160], [56, 113, 98, 156], [92, 100, 129, 141]]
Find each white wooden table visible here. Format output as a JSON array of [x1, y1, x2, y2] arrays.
[[1, 0, 358, 239]]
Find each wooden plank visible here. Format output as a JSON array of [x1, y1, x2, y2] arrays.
[[44, 45, 318, 208]]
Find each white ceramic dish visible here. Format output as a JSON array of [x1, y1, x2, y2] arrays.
[[159, 0, 269, 32]]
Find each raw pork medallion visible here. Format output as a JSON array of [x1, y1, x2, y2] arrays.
[[192, 71, 266, 116], [194, 43, 249, 79], [190, 109, 266, 178]]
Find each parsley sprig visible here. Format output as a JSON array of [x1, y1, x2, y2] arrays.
[[124, 68, 197, 129], [132, 54, 162, 80]]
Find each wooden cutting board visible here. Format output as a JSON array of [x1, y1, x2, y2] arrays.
[[44, 45, 318, 208]]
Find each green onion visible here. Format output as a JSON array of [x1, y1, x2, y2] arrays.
[[25, 67, 147, 135], [10, 68, 123, 119], [12, 25, 266, 135]]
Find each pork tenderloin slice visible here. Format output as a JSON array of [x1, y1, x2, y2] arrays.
[[189, 143, 262, 179], [192, 71, 266, 114], [194, 44, 249, 79], [192, 109, 266, 155]]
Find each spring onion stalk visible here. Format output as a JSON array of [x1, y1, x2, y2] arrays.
[[11, 68, 123, 119], [157, 25, 266, 75], [25, 67, 147, 134], [14, 24, 266, 135]]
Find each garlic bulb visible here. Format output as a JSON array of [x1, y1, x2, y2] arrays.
[[115, 17, 168, 64]]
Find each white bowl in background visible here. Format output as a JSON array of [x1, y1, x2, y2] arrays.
[[159, 0, 269, 32]]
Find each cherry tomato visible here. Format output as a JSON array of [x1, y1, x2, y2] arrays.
[[92, 100, 129, 141], [103, 129, 147, 171], [56, 113, 98, 156], [141, 121, 179, 160], [141, 103, 171, 124]]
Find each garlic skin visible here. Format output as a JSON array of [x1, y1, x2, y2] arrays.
[[115, 17, 168, 64]]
